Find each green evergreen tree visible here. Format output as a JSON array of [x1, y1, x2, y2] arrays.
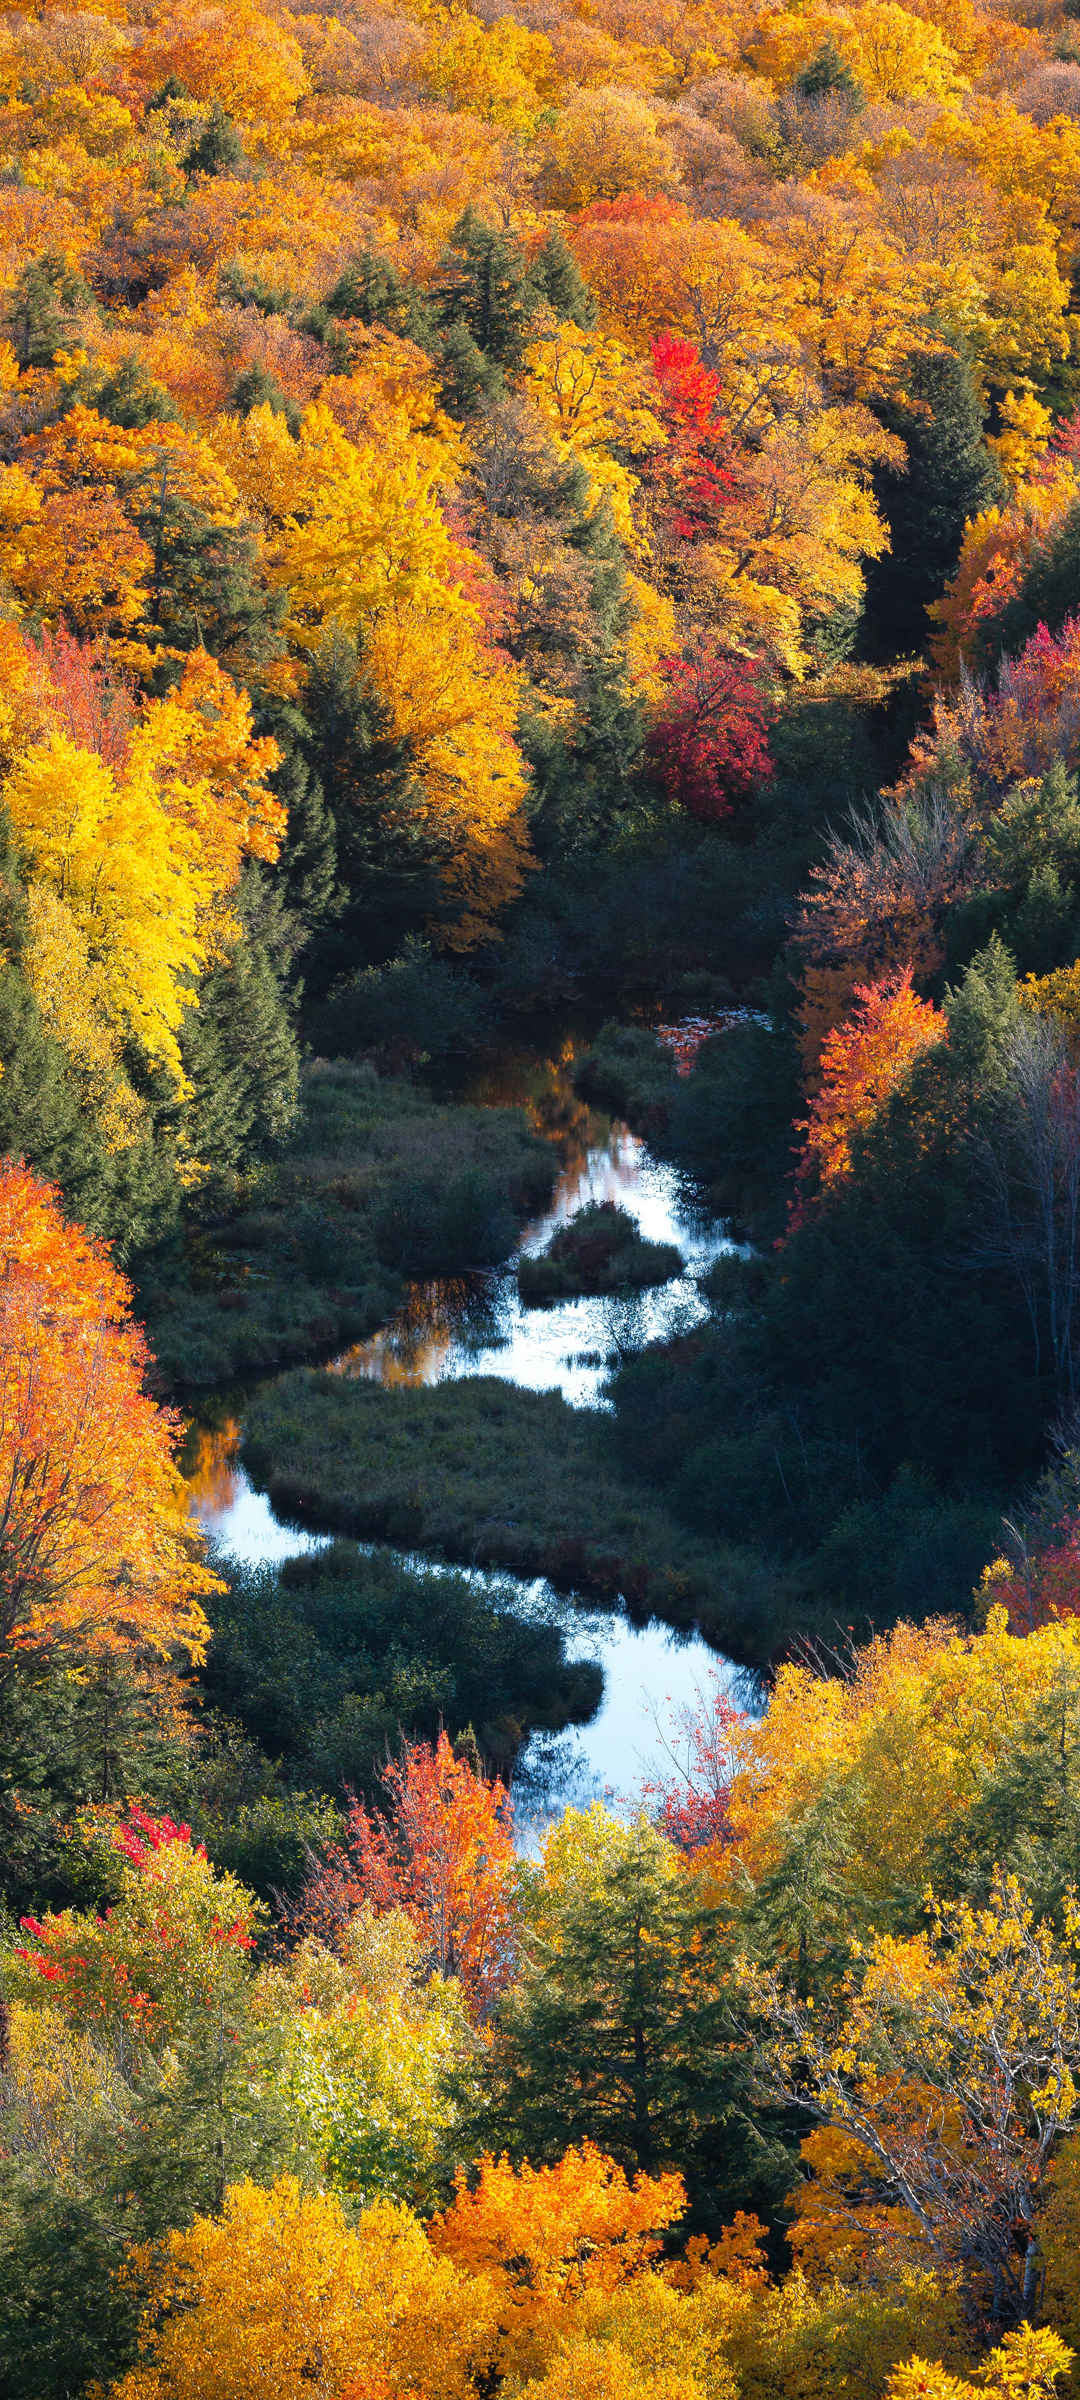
[[0, 963, 109, 1223], [987, 495, 1080, 660], [943, 931, 1021, 1081], [254, 691, 341, 961], [230, 361, 300, 435], [478, 1818, 787, 2230], [530, 230, 597, 329], [435, 317, 506, 417], [300, 630, 455, 989], [861, 343, 1003, 659], [320, 251, 433, 345], [435, 208, 538, 371], [795, 36, 863, 102], [181, 934, 300, 1191], [183, 99, 245, 178], [8, 254, 90, 371], [135, 481, 279, 669], [524, 659, 650, 858], [91, 354, 177, 428]]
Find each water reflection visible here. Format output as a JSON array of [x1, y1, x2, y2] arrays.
[[188, 1026, 756, 1824], [332, 1124, 740, 1410], [194, 1440, 755, 1839]]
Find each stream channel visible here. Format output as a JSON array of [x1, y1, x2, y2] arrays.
[[187, 1035, 762, 1837]]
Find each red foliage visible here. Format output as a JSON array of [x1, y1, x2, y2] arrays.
[[33, 625, 134, 771], [292, 1731, 517, 2018], [648, 644, 773, 819], [574, 196, 686, 229], [641, 1672, 744, 1852], [649, 331, 733, 540], [114, 1804, 204, 1868], [990, 1515, 1080, 1633]]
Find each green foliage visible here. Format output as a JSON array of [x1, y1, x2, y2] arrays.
[[181, 878, 301, 1195], [240, 1367, 777, 1653], [517, 1201, 683, 1303], [231, 360, 300, 435], [0, 2184, 146, 2400], [307, 943, 488, 1071], [200, 1541, 602, 1791], [183, 100, 246, 178], [90, 354, 178, 428], [140, 1059, 554, 1384], [300, 630, 454, 987], [861, 342, 1003, 660], [665, 1016, 801, 1233], [795, 36, 864, 102], [479, 1812, 789, 2230], [985, 496, 1080, 657], [947, 765, 1080, 976], [435, 207, 540, 373], [7, 253, 90, 370]]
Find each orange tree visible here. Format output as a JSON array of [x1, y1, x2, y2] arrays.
[[292, 1731, 517, 2019], [0, 1159, 215, 1660]]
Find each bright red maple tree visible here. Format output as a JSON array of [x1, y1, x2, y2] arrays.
[[648, 643, 773, 820]]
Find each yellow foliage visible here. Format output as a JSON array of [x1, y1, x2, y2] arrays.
[[989, 389, 1055, 490], [107, 2175, 490, 2400], [3, 653, 281, 1087], [886, 2325, 1073, 2399], [842, 2, 967, 103], [525, 324, 666, 545]]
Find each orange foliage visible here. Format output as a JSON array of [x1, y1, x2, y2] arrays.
[[0, 1160, 215, 1659], [431, 2144, 687, 2380], [293, 1731, 517, 2017], [794, 966, 945, 1206]]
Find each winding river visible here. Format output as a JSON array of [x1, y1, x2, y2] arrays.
[[188, 1035, 761, 1833]]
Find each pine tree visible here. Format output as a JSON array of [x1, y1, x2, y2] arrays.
[[861, 343, 1003, 658], [91, 355, 178, 429], [181, 925, 300, 1190], [435, 209, 539, 371], [231, 362, 300, 436], [300, 630, 454, 989], [321, 252, 432, 345], [183, 101, 246, 179], [530, 231, 597, 330], [795, 36, 863, 103], [8, 254, 90, 371], [0, 960, 110, 1226], [479, 1818, 787, 2229], [988, 497, 1080, 661]]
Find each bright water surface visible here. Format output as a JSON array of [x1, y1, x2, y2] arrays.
[[189, 1041, 761, 1829]]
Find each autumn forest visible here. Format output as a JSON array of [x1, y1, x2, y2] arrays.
[[16, 0, 1080, 2395]]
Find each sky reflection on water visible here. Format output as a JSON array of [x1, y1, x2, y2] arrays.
[[189, 1047, 757, 1826]]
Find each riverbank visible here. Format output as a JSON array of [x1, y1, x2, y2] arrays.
[[141, 1057, 559, 1390]]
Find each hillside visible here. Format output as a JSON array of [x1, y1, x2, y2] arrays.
[[9, 2, 1080, 2396]]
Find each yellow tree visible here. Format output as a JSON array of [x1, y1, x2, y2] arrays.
[[4, 650, 282, 1094], [745, 1872, 1080, 2327], [224, 395, 531, 944], [105, 2175, 491, 2400]]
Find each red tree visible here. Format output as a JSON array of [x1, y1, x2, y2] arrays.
[[293, 1732, 517, 2017], [792, 964, 945, 1211], [648, 643, 773, 820], [649, 330, 734, 540]]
